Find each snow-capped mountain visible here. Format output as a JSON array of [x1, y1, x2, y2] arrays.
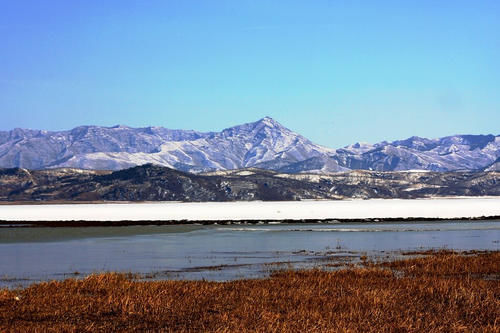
[[0, 117, 341, 172], [334, 135, 500, 172], [0, 117, 498, 173]]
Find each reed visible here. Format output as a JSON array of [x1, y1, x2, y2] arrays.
[[1, 251, 498, 332]]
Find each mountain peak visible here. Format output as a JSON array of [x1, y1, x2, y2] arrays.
[[258, 116, 281, 128], [221, 117, 288, 136]]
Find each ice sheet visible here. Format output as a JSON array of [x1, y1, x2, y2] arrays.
[[1, 197, 500, 221]]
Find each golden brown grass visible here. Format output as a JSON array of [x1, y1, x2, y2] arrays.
[[1, 251, 499, 332]]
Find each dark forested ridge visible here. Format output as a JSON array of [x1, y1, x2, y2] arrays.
[[0, 164, 498, 202]]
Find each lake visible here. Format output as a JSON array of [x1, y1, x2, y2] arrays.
[[2, 198, 500, 221], [1, 220, 499, 288]]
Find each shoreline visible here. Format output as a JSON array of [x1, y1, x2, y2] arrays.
[[2, 215, 500, 227]]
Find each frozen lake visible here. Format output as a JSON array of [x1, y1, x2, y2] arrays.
[[1, 220, 499, 288], [1, 197, 500, 221]]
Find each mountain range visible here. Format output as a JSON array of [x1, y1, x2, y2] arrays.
[[1, 117, 499, 173]]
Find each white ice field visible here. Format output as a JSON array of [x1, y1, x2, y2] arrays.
[[1, 197, 500, 222]]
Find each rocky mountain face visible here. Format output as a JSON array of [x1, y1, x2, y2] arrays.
[[0, 117, 498, 173], [0, 164, 499, 202]]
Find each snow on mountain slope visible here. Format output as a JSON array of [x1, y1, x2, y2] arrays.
[[0, 117, 337, 172], [0, 118, 498, 173], [0, 125, 209, 170], [333, 134, 499, 172], [58, 117, 336, 172]]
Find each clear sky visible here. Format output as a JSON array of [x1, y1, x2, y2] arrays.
[[1, 1, 499, 148]]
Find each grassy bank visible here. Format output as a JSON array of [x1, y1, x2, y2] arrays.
[[1, 251, 499, 332]]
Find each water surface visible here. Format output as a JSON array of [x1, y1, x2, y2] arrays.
[[1, 221, 498, 288]]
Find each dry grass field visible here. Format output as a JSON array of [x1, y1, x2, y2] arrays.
[[1, 251, 499, 332]]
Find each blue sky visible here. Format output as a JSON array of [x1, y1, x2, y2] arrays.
[[1, 1, 499, 147]]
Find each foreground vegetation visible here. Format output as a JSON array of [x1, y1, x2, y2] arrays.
[[1, 251, 499, 332]]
